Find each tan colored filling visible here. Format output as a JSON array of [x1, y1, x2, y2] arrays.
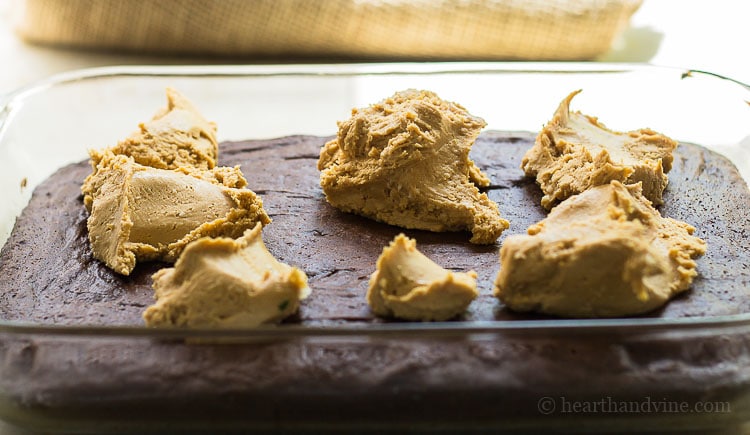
[[318, 89, 508, 244], [127, 170, 233, 245], [367, 234, 478, 321], [522, 90, 677, 209], [494, 181, 706, 318], [144, 223, 310, 328]]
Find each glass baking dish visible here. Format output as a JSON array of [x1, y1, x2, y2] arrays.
[[0, 63, 748, 433]]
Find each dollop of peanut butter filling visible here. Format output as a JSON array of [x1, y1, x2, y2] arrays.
[[84, 152, 270, 276], [367, 234, 478, 321], [318, 89, 508, 244], [91, 87, 219, 171], [143, 223, 310, 328], [494, 181, 706, 318], [81, 88, 270, 276], [522, 90, 677, 210]]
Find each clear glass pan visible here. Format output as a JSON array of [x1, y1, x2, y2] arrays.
[[0, 63, 749, 432]]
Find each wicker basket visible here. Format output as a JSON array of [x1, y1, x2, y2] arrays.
[[14, 0, 642, 60]]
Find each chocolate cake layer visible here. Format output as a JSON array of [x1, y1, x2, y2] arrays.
[[0, 132, 749, 432], [1, 132, 750, 324]]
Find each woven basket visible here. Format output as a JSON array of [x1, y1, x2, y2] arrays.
[[14, 0, 642, 60]]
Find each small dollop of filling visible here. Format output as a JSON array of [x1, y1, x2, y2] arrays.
[[494, 180, 706, 318], [522, 90, 677, 210], [367, 234, 478, 321], [143, 223, 310, 328], [83, 152, 270, 276], [318, 89, 508, 244]]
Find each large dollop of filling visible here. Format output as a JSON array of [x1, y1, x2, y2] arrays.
[[81, 88, 269, 276], [522, 90, 677, 210], [84, 152, 269, 276], [144, 223, 310, 328], [367, 234, 478, 321], [318, 89, 508, 244], [494, 180, 706, 318]]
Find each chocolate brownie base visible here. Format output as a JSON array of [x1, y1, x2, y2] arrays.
[[0, 132, 749, 431], [1, 132, 749, 324]]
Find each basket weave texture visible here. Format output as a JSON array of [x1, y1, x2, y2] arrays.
[[15, 0, 642, 60]]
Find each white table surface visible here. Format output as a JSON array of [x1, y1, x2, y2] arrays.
[[0, 0, 748, 433]]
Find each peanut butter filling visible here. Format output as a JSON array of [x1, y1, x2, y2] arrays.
[[144, 223, 310, 328], [85, 152, 269, 276], [494, 181, 706, 318], [92, 87, 219, 171], [522, 90, 677, 209], [81, 88, 269, 276], [367, 234, 478, 321], [318, 89, 508, 244]]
